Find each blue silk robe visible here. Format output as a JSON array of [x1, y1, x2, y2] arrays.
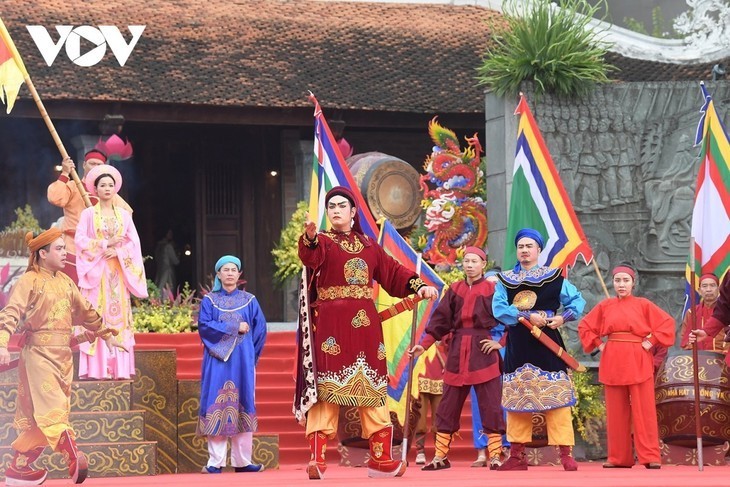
[[196, 289, 267, 436]]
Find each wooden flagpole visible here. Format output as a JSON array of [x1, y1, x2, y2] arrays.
[[401, 253, 423, 462], [591, 258, 611, 299], [22, 77, 92, 208], [0, 18, 91, 208], [688, 238, 704, 470]]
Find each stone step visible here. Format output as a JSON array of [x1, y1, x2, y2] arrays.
[[0, 441, 157, 479], [0, 410, 146, 444], [0, 380, 132, 414]]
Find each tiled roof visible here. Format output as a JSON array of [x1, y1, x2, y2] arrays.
[[1, 1, 723, 114], [1, 0, 501, 113], [606, 52, 730, 83]]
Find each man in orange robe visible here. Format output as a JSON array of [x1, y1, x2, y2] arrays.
[[0, 228, 123, 485]]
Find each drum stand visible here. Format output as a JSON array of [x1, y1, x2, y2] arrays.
[[660, 440, 729, 466]]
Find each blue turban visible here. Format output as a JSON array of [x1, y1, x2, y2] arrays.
[[514, 228, 544, 250], [212, 255, 242, 292]]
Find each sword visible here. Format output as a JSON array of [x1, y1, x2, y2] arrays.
[[517, 316, 586, 372], [378, 295, 424, 323]]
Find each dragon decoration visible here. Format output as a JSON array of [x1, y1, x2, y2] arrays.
[[411, 118, 488, 269]]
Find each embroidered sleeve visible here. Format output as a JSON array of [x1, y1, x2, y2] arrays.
[[301, 232, 319, 248], [408, 277, 426, 293]]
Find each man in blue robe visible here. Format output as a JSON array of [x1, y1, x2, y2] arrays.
[[197, 255, 267, 473]]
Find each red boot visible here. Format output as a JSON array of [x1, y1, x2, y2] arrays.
[[55, 430, 88, 484], [4, 447, 47, 486], [498, 442, 528, 471], [559, 445, 578, 471], [306, 431, 328, 480], [367, 425, 406, 478]]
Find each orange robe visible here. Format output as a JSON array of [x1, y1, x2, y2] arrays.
[[0, 268, 103, 451], [578, 295, 674, 466]]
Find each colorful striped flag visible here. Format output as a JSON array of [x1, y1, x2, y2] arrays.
[[294, 94, 382, 423], [308, 93, 378, 239], [686, 83, 730, 299], [0, 18, 27, 113], [377, 219, 444, 426], [504, 94, 593, 272]]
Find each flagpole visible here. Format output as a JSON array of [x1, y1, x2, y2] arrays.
[[689, 237, 704, 470], [0, 18, 91, 208], [401, 253, 423, 462], [591, 259, 611, 299], [22, 77, 92, 208]]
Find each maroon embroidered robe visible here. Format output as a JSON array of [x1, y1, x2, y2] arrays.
[[299, 231, 421, 408]]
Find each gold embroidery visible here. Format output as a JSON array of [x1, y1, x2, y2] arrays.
[[47, 299, 71, 323], [418, 377, 444, 395], [325, 232, 364, 253], [501, 364, 575, 412], [513, 290, 538, 310], [408, 277, 425, 292], [0, 332, 9, 348], [351, 309, 371, 328], [344, 258, 369, 285], [377, 342, 386, 360], [303, 233, 319, 248], [372, 441, 384, 458], [321, 337, 341, 355], [15, 453, 29, 468], [317, 354, 387, 407], [318, 285, 372, 301]]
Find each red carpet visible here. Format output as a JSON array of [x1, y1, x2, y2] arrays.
[[37, 462, 729, 486]]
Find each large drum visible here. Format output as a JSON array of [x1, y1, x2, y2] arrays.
[[347, 152, 422, 230], [655, 349, 730, 447]]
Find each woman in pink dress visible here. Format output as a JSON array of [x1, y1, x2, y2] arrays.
[[75, 165, 147, 379]]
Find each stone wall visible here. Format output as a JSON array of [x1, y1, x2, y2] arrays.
[[486, 80, 730, 356]]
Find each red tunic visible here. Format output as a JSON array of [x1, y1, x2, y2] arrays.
[[299, 231, 420, 408], [420, 278, 504, 387], [578, 295, 675, 385], [698, 276, 730, 364], [678, 302, 726, 351]]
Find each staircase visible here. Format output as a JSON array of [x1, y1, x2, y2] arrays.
[[0, 363, 157, 479], [139, 330, 481, 464]]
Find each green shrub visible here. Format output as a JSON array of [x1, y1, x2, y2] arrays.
[[271, 201, 308, 287], [476, 0, 615, 98], [132, 280, 199, 333]]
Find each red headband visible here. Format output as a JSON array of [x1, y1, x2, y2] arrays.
[[464, 246, 486, 261], [700, 273, 719, 284], [612, 266, 636, 280], [84, 150, 107, 163]]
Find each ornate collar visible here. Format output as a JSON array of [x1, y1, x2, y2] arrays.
[[498, 265, 561, 288]]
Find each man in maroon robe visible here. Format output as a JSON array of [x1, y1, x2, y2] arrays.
[[409, 246, 506, 471]]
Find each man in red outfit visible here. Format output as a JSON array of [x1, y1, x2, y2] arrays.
[[689, 273, 730, 362], [296, 186, 438, 480], [681, 274, 727, 352], [409, 246, 506, 471]]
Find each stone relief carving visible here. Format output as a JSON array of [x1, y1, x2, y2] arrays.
[[674, 0, 730, 50], [522, 81, 730, 356]]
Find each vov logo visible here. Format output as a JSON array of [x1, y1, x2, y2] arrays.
[[26, 25, 145, 67]]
